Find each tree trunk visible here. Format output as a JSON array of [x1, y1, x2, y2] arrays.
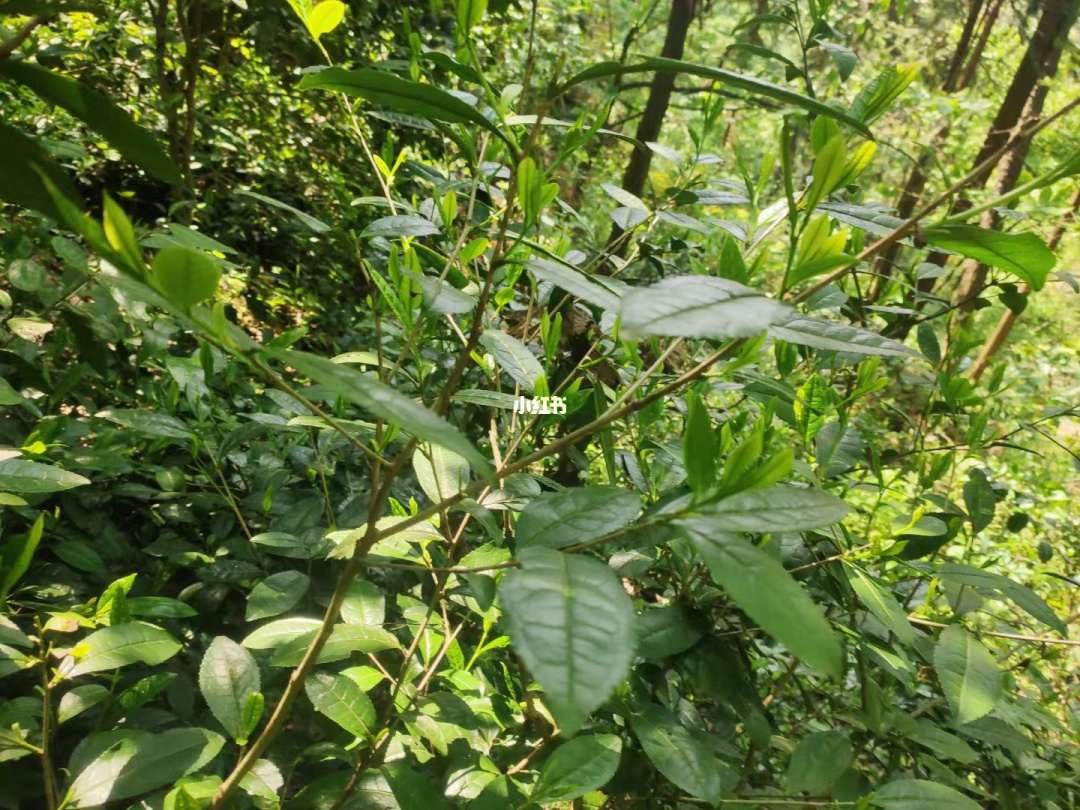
[[867, 0, 996, 302], [884, 0, 1073, 338], [953, 0, 1073, 316], [968, 184, 1080, 380], [607, 0, 696, 249], [942, 0, 986, 93], [952, 0, 1003, 91]]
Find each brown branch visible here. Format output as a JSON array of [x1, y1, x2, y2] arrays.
[[908, 617, 1079, 646]]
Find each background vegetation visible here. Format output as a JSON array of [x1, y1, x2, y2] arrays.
[[1, 0, 1078, 807]]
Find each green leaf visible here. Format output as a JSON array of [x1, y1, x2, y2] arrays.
[[269, 623, 400, 666], [786, 730, 852, 794], [150, 246, 221, 309], [557, 57, 874, 139], [870, 779, 981, 810], [0, 458, 90, 493], [57, 684, 111, 724], [619, 276, 789, 339], [600, 182, 649, 212], [305, 0, 344, 38], [455, 0, 487, 30], [498, 548, 635, 735], [198, 637, 260, 742], [340, 579, 385, 626], [110, 728, 224, 802], [362, 214, 442, 239], [849, 65, 919, 125], [69, 622, 181, 676], [804, 133, 847, 211], [817, 40, 857, 80], [961, 469, 996, 533], [246, 571, 309, 621], [679, 518, 843, 677], [636, 605, 707, 659], [0, 513, 44, 600], [526, 258, 622, 311], [922, 225, 1055, 291], [515, 486, 640, 550], [265, 348, 491, 477], [845, 564, 915, 645], [630, 703, 731, 804], [97, 408, 192, 439], [297, 68, 511, 148], [683, 393, 717, 495], [770, 314, 923, 358], [480, 329, 546, 394], [938, 563, 1064, 635], [414, 444, 471, 503], [688, 485, 849, 533], [532, 734, 622, 804], [241, 617, 322, 649], [0, 61, 180, 185], [0, 121, 83, 220], [304, 670, 376, 738], [236, 190, 331, 233], [239, 759, 284, 803], [934, 625, 1000, 724]]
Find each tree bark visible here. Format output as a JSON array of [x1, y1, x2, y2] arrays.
[[607, 0, 696, 249], [884, 0, 1073, 337], [968, 184, 1080, 380], [952, 0, 1073, 316], [952, 0, 1003, 91], [867, 0, 996, 302]]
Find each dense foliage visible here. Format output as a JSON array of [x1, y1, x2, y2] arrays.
[[1, 0, 1078, 808]]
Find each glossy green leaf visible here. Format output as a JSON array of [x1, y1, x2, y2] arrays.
[[532, 734, 621, 804], [619, 276, 789, 339], [414, 443, 471, 503], [305, 0, 344, 38], [934, 625, 1000, 724], [480, 329, 546, 394], [269, 622, 399, 666], [362, 214, 442, 239], [498, 548, 635, 734], [526, 258, 622, 311], [241, 617, 322, 649], [0, 513, 44, 600], [688, 485, 849, 533], [69, 622, 181, 676], [198, 637, 260, 741], [150, 246, 221, 309], [0, 458, 90, 493], [305, 670, 376, 738], [0, 120, 80, 219], [297, 68, 510, 147], [636, 605, 707, 659], [630, 703, 732, 804], [786, 730, 852, 794], [770, 314, 923, 358], [57, 684, 111, 724], [937, 562, 1065, 634], [846, 564, 915, 645], [557, 57, 874, 138], [679, 518, 843, 677], [97, 408, 191, 439], [0, 61, 180, 184], [923, 225, 1055, 291], [515, 486, 640, 550], [246, 572, 309, 621], [870, 779, 981, 810], [265, 348, 491, 476]]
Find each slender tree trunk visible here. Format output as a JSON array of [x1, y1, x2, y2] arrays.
[[607, 0, 696, 249], [968, 184, 1080, 380], [884, 0, 1073, 338], [867, 0, 996, 302], [942, 0, 986, 93], [953, 0, 1073, 316], [953, 0, 1003, 91]]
